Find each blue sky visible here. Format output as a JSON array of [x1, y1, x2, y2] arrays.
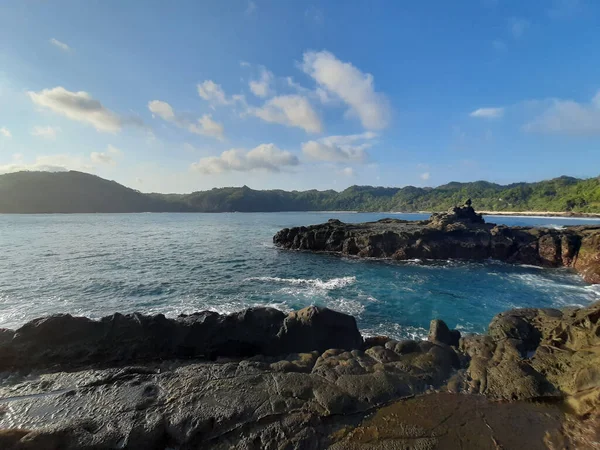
[[0, 0, 599, 193]]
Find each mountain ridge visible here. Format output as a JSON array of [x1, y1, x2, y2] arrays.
[[1, 170, 599, 214]]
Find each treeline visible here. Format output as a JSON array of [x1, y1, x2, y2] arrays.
[[1, 171, 599, 214]]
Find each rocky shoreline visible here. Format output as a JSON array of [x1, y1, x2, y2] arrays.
[[1, 206, 599, 449], [0, 300, 599, 449], [273, 204, 600, 284]]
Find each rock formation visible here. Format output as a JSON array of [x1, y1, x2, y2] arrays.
[[0, 301, 599, 449], [273, 204, 600, 283], [0, 306, 362, 372]]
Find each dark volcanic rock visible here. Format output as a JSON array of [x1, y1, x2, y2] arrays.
[[0, 306, 361, 371], [1, 302, 600, 449], [428, 319, 460, 346], [273, 204, 600, 283], [277, 305, 363, 354]]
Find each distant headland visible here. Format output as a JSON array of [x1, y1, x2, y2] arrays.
[[0, 170, 599, 215]]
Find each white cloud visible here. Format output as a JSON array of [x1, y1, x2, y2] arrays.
[[523, 90, 600, 135], [0, 154, 93, 174], [90, 151, 116, 166], [31, 125, 60, 140], [191, 144, 299, 174], [197, 80, 232, 106], [286, 77, 309, 93], [189, 114, 224, 139], [49, 38, 72, 52], [302, 50, 390, 130], [420, 172, 431, 181], [302, 132, 376, 163], [338, 167, 355, 177], [107, 144, 123, 155], [509, 18, 530, 39], [148, 100, 175, 120], [249, 68, 274, 98], [28, 87, 122, 133], [470, 107, 504, 119], [0, 127, 11, 138], [302, 141, 366, 163], [148, 100, 225, 140], [251, 94, 322, 133], [90, 145, 123, 166]]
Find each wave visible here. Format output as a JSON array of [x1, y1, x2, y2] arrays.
[[325, 298, 365, 316], [362, 323, 429, 341], [245, 276, 356, 290]]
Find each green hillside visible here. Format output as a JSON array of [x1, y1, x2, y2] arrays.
[[0, 171, 189, 213], [1, 170, 599, 214]]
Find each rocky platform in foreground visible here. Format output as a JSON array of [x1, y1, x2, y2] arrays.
[[1, 301, 599, 449], [273, 205, 600, 283]]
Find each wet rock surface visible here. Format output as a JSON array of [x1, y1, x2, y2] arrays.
[[0, 305, 362, 372], [273, 205, 600, 283], [0, 301, 598, 449]]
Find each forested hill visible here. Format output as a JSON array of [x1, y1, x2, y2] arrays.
[[0, 171, 190, 213], [1, 171, 599, 214]]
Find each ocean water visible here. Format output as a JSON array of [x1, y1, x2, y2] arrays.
[[1, 212, 599, 340]]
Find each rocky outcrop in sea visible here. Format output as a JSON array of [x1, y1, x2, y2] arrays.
[[273, 204, 600, 283], [0, 300, 599, 449]]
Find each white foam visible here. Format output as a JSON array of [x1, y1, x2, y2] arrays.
[[518, 264, 545, 270], [485, 214, 600, 221], [325, 298, 366, 316], [245, 276, 356, 290], [362, 323, 429, 341], [586, 285, 600, 297]]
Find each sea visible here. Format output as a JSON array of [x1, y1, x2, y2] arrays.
[[1, 212, 599, 339]]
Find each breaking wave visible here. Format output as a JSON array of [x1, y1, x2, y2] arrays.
[[245, 276, 357, 290]]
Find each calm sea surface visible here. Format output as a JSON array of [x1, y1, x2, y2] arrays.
[[1, 212, 599, 339]]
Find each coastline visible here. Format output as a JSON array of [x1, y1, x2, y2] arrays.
[[2, 210, 600, 218], [1, 302, 599, 448], [413, 209, 600, 219]]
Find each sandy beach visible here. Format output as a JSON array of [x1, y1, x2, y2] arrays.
[[414, 210, 600, 219]]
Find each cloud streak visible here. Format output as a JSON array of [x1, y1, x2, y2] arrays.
[[148, 100, 224, 139], [302, 132, 376, 162], [250, 95, 322, 133], [191, 144, 299, 174], [28, 87, 122, 133], [302, 50, 390, 130], [470, 107, 504, 119], [249, 67, 274, 98], [31, 126, 60, 140], [523, 91, 600, 135], [49, 38, 72, 52]]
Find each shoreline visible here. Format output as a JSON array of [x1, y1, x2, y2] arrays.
[[1, 302, 599, 448], [411, 210, 600, 219]]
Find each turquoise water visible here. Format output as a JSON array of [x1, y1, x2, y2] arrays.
[[1, 212, 599, 339]]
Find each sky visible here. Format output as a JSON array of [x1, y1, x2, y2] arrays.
[[0, 0, 599, 193]]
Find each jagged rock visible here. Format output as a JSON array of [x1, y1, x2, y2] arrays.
[[0, 306, 361, 371], [1, 301, 600, 448], [277, 306, 363, 354], [428, 319, 460, 346], [273, 206, 600, 283], [574, 232, 600, 283]]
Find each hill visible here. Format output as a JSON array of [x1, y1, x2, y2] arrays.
[[1, 170, 599, 214], [0, 171, 189, 213]]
